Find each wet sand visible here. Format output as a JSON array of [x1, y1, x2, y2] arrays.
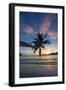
[[20, 55, 58, 78]]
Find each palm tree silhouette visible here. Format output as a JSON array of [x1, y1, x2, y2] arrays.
[[32, 32, 50, 56]]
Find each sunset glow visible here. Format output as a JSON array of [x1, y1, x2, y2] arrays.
[[19, 9, 58, 78], [20, 12, 58, 56]]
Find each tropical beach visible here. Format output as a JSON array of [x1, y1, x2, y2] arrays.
[[19, 12, 58, 78]]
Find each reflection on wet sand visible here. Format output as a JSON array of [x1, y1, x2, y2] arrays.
[[20, 55, 58, 78]]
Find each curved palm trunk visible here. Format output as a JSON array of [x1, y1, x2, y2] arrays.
[[39, 48, 41, 56]]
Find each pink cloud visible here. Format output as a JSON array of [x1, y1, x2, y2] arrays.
[[48, 30, 58, 37], [40, 15, 51, 34], [24, 25, 33, 34]]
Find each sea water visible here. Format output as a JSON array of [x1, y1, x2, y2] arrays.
[[20, 55, 58, 78]]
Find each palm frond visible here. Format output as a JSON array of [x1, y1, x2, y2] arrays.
[[41, 45, 45, 48], [32, 40, 37, 44], [43, 34, 48, 39], [43, 40, 50, 44], [33, 38, 39, 41], [33, 47, 38, 53]]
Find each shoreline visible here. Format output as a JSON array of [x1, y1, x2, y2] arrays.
[[20, 61, 57, 65]]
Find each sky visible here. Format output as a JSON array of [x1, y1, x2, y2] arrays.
[[19, 12, 58, 55]]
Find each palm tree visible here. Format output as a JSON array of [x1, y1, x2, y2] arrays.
[[32, 32, 50, 56]]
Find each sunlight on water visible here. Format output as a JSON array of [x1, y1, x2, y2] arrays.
[[20, 55, 58, 78], [20, 55, 58, 63]]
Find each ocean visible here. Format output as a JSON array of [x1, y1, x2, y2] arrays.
[[19, 55, 58, 78]]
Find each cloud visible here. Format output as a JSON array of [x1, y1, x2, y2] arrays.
[[24, 25, 33, 34], [48, 29, 58, 37], [40, 15, 51, 34]]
